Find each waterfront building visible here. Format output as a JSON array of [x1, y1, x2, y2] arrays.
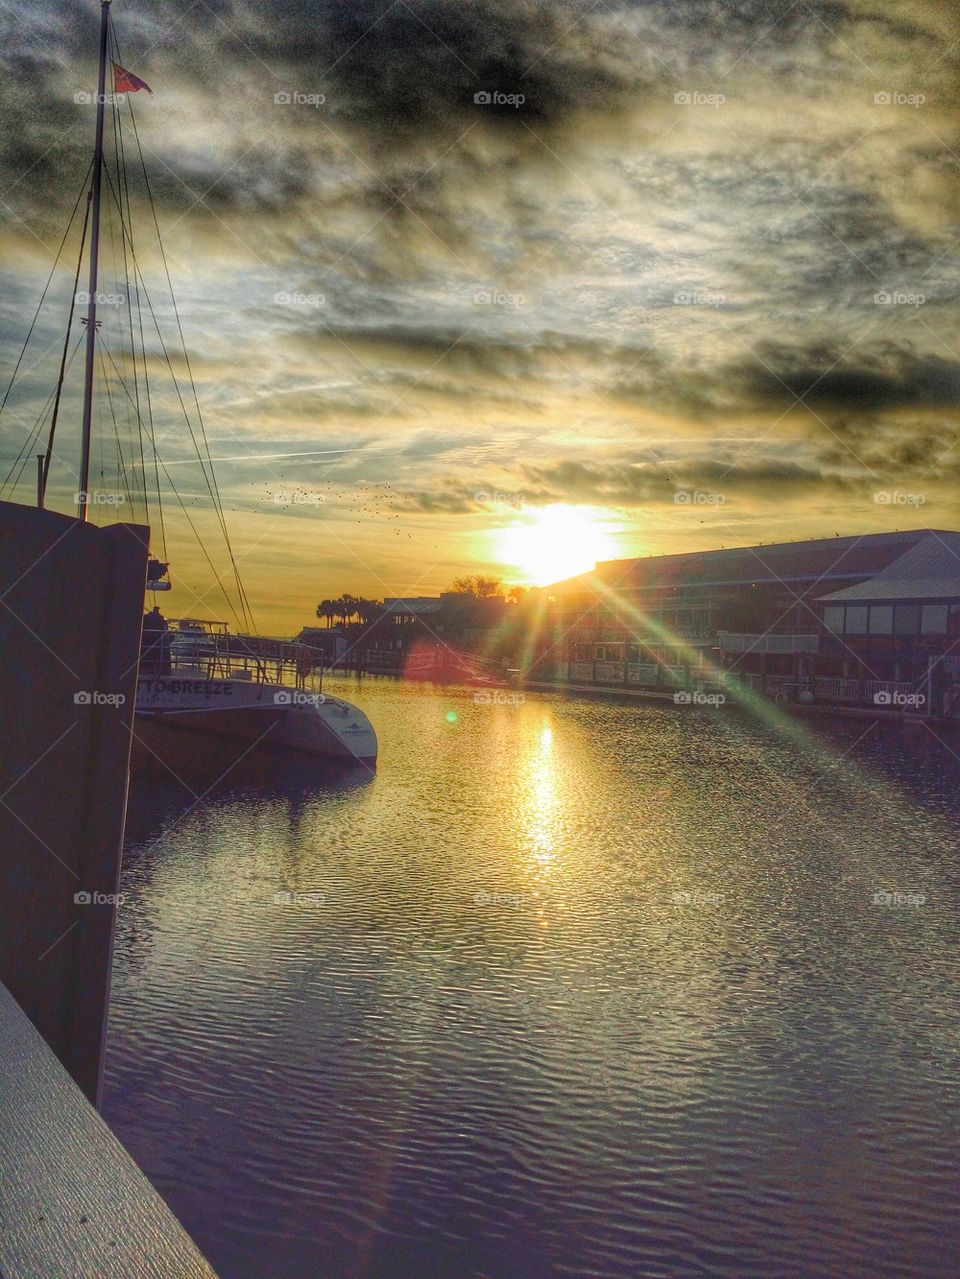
[[296, 626, 348, 667], [816, 532, 960, 710], [532, 530, 960, 713], [381, 597, 446, 623]]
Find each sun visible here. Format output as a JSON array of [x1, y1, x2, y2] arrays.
[[495, 505, 619, 586]]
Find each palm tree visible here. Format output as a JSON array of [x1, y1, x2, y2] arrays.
[[316, 599, 336, 628], [356, 598, 381, 626]]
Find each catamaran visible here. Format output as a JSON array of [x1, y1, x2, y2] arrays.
[[0, 0, 377, 775]]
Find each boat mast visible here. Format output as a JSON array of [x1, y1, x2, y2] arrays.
[[78, 0, 112, 521]]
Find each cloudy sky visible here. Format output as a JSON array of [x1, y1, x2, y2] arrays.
[[1, 0, 958, 631]]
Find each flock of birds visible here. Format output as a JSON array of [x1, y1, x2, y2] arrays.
[[262, 479, 415, 537]]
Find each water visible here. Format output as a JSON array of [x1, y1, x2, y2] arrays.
[[104, 678, 960, 1279]]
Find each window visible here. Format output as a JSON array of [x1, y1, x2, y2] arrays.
[[922, 605, 949, 634], [869, 606, 893, 635], [845, 606, 868, 634], [824, 606, 844, 634], [595, 644, 622, 661], [894, 605, 921, 635]]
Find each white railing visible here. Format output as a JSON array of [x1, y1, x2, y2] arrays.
[[554, 661, 932, 713], [626, 663, 659, 686], [726, 672, 764, 693], [765, 674, 796, 701], [863, 680, 913, 700], [812, 676, 862, 702]]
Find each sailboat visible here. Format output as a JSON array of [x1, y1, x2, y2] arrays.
[[1, 0, 377, 776]]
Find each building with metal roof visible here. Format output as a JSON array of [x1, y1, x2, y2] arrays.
[[528, 530, 960, 716]]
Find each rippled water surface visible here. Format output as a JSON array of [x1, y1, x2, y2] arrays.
[[104, 678, 960, 1279]]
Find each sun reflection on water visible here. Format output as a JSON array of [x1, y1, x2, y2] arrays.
[[520, 716, 559, 873]]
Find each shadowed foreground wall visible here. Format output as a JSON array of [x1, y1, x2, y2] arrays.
[[0, 500, 148, 1105]]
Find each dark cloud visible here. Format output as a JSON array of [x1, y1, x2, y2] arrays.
[[741, 343, 960, 412], [309, 0, 638, 132], [385, 452, 860, 516], [5, 0, 960, 620], [0, 0, 895, 230], [520, 455, 851, 506]]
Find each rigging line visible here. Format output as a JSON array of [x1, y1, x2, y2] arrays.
[[100, 161, 253, 626], [111, 41, 148, 514], [41, 170, 93, 502], [0, 158, 94, 422], [110, 46, 218, 495], [118, 85, 255, 635], [112, 34, 253, 631], [2, 334, 86, 495], [98, 339, 247, 631], [100, 145, 167, 555], [127, 252, 256, 629], [4, 392, 60, 496], [107, 124, 140, 509], [97, 341, 134, 510]]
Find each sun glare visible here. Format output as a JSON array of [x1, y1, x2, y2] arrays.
[[496, 505, 618, 587]]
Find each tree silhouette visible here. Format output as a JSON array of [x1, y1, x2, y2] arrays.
[[450, 574, 503, 599], [315, 599, 337, 628]]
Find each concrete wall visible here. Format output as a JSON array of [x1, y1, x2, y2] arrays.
[[0, 501, 148, 1105], [0, 981, 219, 1277]]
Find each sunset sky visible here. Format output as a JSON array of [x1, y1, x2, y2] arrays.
[[1, 0, 958, 633]]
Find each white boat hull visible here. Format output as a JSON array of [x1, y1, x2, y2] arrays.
[[132, 674, 377, 774]]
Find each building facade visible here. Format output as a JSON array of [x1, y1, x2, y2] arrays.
[[528, 531, 960, 714]]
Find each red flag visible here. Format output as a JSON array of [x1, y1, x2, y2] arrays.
[[112, 62, 153, 95]]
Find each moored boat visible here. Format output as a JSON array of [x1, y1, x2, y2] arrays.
[[133, 621, 377, 773], [2, 0, 378, 777]]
